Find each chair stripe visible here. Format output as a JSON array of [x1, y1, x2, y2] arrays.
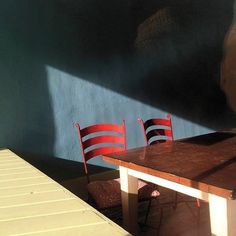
[[146, 129, 173, 141], [82, 135, 125, 149], [80, 124, 124, 138], [84, 146, 125, 161], [144, 118, 171, 130]]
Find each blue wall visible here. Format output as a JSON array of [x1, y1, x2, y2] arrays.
[[0, 0, 235, 168]]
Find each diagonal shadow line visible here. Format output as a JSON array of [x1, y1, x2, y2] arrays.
[[192, 155, 236, 182]]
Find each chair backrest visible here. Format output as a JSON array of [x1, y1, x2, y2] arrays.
[[75, 121, 126, 182], [138, 114, 173, 145]]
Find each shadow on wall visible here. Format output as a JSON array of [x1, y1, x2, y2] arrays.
[[36, 0, 236, 128], [131, 0, 236, 127], [0, 0, 235, 157]]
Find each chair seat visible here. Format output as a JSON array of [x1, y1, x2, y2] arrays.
[[87, 178, 160, 209]]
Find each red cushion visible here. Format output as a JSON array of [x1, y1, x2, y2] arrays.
[[87, 178, 159, 209]]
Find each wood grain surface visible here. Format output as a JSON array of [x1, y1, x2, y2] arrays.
[[104, 130, 236, 199]]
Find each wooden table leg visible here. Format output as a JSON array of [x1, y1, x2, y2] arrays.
[[119, 166, 138, 235], [209, 194, 236, 236]]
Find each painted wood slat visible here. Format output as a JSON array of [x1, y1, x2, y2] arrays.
[[0, 177, 53, 189], [0, 183, 62, 198], [26, 223, 130, 236], [0, 190, 75, 208], [0, 211, 107, 235], [0, 199, 90, 221], [0, 166, 33, 176], [0, 162, 28, 169], [0, 158, 22, 163], [0, 171, 43, 181]]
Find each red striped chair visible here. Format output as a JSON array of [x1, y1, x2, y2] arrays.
[[138, 114, 201, 219], [75, 121, 160, 223], [138, 114, 174, 145]]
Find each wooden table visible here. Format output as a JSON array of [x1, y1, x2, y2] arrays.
[[0, 149, 130, 236], [103, 129, 236, 236]]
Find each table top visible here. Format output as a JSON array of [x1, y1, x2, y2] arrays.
[[103, 129, 236, 199], [0, 149, 130, 236]]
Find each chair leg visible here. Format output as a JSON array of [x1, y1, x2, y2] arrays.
[[139, 198, 163, 235], [143, 198, 153, 226], [196, 198, 201, 208], [156, 207, 163, 236], [196, 199, 201, 224], [173, 191, 178, 209]]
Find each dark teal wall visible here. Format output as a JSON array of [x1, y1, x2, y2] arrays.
[[0, 1, 235, 167], [0, 1, 56, 156]]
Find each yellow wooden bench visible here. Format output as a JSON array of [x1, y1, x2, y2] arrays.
[[0, 149, 131, 236]]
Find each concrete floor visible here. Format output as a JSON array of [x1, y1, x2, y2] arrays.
[[62, 174, 211, 236], [137, 189, 211, 236]]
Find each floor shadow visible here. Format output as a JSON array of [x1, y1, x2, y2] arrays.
[[15, 151, 112, 182]]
